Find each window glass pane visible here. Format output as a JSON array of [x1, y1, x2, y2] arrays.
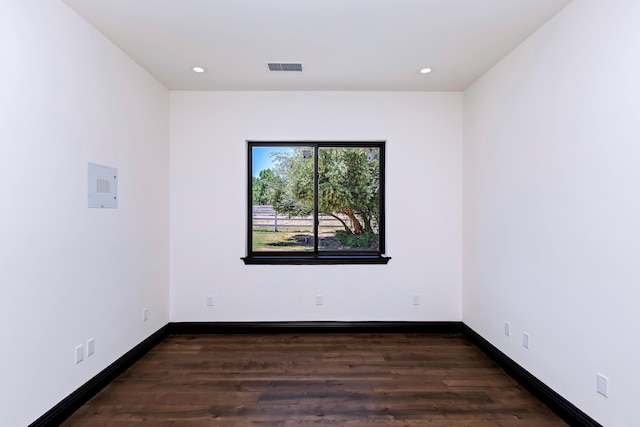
[[251, 146, 314, 252], [317, 147, 380, 252]]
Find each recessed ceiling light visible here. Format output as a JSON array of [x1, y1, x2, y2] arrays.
[[192, 66, 207, 73], [419, 68, 432, 74]]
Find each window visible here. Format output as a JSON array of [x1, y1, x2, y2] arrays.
[[243, 141, 390, 265]]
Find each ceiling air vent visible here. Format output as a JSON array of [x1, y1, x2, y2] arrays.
[[266, 62, 303, 72]]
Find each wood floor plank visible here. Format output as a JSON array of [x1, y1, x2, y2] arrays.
[[61, 333, 567, 426]]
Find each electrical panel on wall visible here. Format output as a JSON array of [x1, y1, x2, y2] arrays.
[[88, 162, 118, 208]]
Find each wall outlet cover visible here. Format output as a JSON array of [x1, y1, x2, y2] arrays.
[[597, 373, 609, 397], [523, 332, 530, 349], [75, 345, 84, 364]]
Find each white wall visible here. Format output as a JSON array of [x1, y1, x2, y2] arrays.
[[463, 1, 640, 425], [0, 1, 170, 425], [170, 91, 462, 322]]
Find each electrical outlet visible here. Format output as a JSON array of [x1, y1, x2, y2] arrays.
[[75, 345, 84, 364], [316, 295, 323, 305], [504, 321, 511, 337], [412, 294, 420, 305], [87, 339, 95, 356], [207, 295, 214, 306], [143, 308, 148, 322], [597, 373, 608, 397], [522, 332, 530, 349]]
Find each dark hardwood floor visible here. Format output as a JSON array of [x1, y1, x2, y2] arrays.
[[62, 333, 567, 426]]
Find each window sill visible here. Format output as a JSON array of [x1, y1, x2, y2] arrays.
[[242, 255, 391, 265]]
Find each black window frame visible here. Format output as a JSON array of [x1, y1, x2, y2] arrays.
[[242, 141, 391, 265]]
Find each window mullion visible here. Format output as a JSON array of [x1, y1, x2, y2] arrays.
[[313, 145, 319, 254]]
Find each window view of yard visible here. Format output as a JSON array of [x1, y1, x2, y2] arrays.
[[251, 144, 382, 254]]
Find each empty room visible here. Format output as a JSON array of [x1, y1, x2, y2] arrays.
[[2, 1, 638, 426]]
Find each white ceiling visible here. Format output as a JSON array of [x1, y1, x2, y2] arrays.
[[62, 0, 571, 91]]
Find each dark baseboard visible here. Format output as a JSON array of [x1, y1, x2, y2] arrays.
[[30, 321, 600, 427], [462, 324, 601, 427], [169, 320, 463, 335], [29, 325, 169, 427]]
